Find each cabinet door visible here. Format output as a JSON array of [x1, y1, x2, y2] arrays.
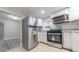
[[38, 32, 47, 42], [71, 32, 79, 52], [69, 7, 79, 21], [63, 31, 72, 49], [50, 8, 69, 18], [38, 32, 42, 42], [42, 32, 47, 42]]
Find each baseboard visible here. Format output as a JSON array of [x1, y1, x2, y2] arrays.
[[63, 48, 72, 52]]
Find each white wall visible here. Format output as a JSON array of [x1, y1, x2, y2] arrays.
[[0, 16, 21, 40]]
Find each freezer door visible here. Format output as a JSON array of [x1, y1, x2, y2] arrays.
[[28, 16, 37, 26]]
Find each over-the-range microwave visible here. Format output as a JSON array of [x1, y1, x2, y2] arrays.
[[52, 14, 69, 24]]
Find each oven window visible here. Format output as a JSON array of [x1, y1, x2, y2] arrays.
[[47, 33, 62, 44]]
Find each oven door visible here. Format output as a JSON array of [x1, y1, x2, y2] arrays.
[[47, 33, 62, 44]]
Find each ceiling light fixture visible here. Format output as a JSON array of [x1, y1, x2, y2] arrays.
[[41, 10, 45, 14]]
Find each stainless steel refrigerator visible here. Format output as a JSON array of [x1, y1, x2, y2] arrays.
[[22, 16, 38, 51]]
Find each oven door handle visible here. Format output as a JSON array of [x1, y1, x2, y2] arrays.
[[47, 33, 62, 35]]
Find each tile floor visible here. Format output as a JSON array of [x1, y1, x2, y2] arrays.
[[8, 43, 70, 52]]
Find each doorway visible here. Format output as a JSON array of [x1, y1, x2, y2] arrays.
[[0, 23, 4, 41]]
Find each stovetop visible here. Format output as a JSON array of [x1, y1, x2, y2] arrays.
[[47, 29, 62, 33]]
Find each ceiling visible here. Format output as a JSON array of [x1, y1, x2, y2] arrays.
[[0, 7, 65, 19]]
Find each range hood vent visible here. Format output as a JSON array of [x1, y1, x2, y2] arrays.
[[52, 14, 69, 24]]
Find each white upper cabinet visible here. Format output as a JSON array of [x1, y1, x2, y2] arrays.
[[69, 7, 79, 21], [50, 7, 79, 21], [50, 8, 69, 18]]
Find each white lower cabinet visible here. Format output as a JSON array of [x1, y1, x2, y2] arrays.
[[63, 30, 72, 50], [38, 31, 47, 42], [63, 30, 79, 51], [71, 32, 79, 52], [38, 32, 42, 42]]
